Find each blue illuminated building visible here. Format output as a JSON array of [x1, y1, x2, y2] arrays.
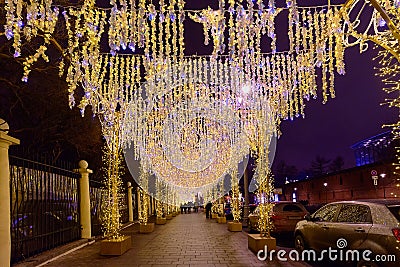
[[351, 131, 397, 166]]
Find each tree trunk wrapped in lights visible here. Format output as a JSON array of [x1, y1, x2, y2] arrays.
[[217, 178, 225, 216], [255, 151, 275, 238], [138, 167, 149, 225], [156, 178, 164, 218], [102, 113, 124, 240], [246, 110, 276, 238], [156, 199, 163, 218], [256, 176, 275, 237], [230, 168, 241, 223]]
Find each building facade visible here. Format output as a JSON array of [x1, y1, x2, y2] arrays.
[[281, 132, 400, 205], [282, 162, 399, 205]]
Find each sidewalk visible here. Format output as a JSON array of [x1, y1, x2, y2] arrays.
[[20, 213, 312, 267]]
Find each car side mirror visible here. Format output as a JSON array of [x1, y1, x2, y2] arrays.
[[304, 213, 312, 221]]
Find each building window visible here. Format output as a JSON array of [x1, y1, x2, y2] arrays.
[[339, 176, 343, 185]]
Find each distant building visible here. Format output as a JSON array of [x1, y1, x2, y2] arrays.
[[281, 132, 400, 205], [351, 131, 397, 166]]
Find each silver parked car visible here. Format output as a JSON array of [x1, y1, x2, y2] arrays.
[[294, 200, 400, 267]]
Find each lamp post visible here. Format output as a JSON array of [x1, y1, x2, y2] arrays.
[[323, 182, 328, 204]]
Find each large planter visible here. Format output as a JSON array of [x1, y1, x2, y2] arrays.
[[166, 214, 173, 220], [248, 234, 276, 254], [217, 216, 227, 224], [139, 223, 155, 233], [100, 235, 131, 256], [156, 217, 167, 225], [228, 221, 242, 232], [211, 213, 218, 219]]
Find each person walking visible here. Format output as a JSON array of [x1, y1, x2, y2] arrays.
[[205, 202, 212, 219]]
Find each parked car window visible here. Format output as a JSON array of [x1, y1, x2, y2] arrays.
[[281, 204, 304, 212], [336, 204, 372, 223], [388, 205, 400, 222], [313, 204, 339, 222]]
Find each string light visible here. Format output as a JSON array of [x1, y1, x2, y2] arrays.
[[138, 181, 150, 225], [101, 112, 124, 240], [230, 168, 241, 222], [6, 0, 400, 239]]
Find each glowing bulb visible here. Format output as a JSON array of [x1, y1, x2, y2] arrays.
[[378, 18, 386, 27], [242, 84, 251, 94]]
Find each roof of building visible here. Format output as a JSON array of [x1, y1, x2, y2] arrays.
[[350, 131, 393, 150]]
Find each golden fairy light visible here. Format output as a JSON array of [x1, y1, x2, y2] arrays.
[[230, 168, 241, 222], [7, 0, 400, 238], [138, 166, 150, 224], [101, 112, 124, 240], [156, 178, 164, 218]]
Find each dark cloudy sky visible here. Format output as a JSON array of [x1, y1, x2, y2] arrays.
[[271, 46, 398, 172]]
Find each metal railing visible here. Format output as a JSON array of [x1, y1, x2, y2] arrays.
[[9, 155, 81, 264], [9, 148, 131, 263]]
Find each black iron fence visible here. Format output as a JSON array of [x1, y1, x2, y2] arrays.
[[9, 150, 131, 263], [9, 155, 81, 264], [90, 186, 106, 237]]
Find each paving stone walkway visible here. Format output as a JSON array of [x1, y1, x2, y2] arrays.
[[40, 212, 312, 267]]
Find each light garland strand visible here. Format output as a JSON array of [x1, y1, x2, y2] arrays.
[[230, 168, 241, 222], [101, 112, 124, 240]]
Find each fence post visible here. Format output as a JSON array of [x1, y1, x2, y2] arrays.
[[127, 182, 134, 222], [0, 119, 19, 267], [76, 160, 93, 239]]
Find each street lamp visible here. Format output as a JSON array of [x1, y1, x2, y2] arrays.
[[323, 183, 328, 203]]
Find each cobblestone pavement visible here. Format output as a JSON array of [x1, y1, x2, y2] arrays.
[[41, 212, 312, 267]]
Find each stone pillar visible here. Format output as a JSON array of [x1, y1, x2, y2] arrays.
[[0, 120, 19, 267], [243, 165, 250, 227], [76, 160, 93, 239], [127, 182, 134, 222]]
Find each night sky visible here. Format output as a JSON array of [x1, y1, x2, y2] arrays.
[[272, 46, 398, 172]]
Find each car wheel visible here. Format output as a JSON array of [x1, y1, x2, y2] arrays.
[[294, 234, 306, 252], [357, 260, 378, 267]]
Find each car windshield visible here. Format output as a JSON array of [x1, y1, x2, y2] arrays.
[[280, 204, 304, 212], [387, 205, 400, 222], [313, 204, 340, 222]]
